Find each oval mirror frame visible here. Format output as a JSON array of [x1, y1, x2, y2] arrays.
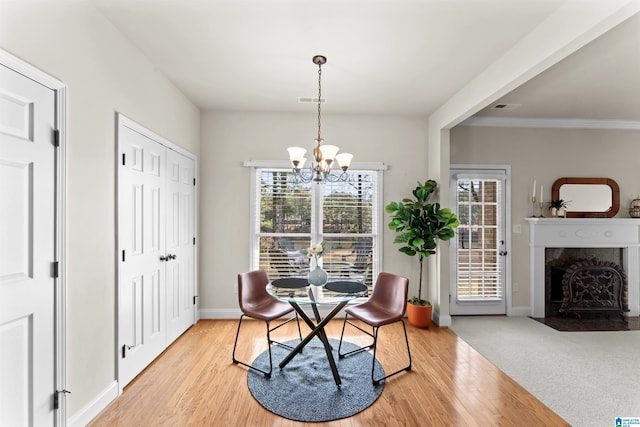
[[551, 177, 620, 218]]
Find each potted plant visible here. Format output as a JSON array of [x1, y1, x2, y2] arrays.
[[549, 199, 570, 217], [385, 180, 460, 328]]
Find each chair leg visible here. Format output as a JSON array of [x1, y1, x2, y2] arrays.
[[371, 319, 412, 385], [268, 315, 302, 351], [231, 314, 273, 378], [231, 314, 245, 364], [338, 313, 374, 359], [337, 314, 412, 384], [264, 320, 274, 377], [337, 313, 348, 356], [233, 313, 304, 378]]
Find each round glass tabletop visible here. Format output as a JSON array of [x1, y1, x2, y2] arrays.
[[267, 279, 368, 305]]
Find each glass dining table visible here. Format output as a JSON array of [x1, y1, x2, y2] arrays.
[[266, 278, 368, 388]]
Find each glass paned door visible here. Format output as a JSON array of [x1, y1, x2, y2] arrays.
[[450, 168, 508, 315]]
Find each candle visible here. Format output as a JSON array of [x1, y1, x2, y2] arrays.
[[540, 185, 543, 203], [532, 179, 536, 198]]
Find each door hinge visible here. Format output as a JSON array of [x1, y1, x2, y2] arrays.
[[54, 389, 71, 410], [122, 250, 126, 262], [53, 129, 60, 147], [193, 295, 199, 305], [122, 153, 126, 166], [193, 237, 196, 245], [193, 178, 196, 186], [52, 261, 59, 278]]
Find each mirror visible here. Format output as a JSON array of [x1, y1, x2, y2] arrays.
[[551, 177, 620, 218]]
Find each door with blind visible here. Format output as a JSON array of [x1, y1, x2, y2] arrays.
[[450, 166, 509, 315]]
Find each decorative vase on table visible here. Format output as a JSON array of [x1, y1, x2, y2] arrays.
[[308, 257, 328, 286], [301, 242, 329, 286]]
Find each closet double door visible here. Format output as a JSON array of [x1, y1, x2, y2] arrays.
[[117, 115, 196, 389]]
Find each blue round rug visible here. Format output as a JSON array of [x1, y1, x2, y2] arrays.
[[247, 338, 384, 422]]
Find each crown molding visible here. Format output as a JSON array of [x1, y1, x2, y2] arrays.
[[459, 116, 640, 130]]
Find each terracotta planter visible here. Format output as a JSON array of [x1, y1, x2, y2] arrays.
[[407, 303, 432, 329]]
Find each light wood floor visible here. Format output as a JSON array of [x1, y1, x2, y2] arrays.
[[89, 319, 569, 426]]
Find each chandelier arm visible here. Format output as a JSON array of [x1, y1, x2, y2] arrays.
[[291, 168, 315, 184], [324, 171, 349, 183]]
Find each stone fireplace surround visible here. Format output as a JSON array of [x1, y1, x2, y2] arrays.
[[526, 218, 640, 318]]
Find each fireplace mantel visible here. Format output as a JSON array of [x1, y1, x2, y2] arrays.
[[526, 218, 640, 318]]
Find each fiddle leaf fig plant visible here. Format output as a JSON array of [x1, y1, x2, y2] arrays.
[[386, 180, 460, 306]]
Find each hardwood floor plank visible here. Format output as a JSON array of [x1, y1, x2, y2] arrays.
[[89, 319, 569, 426]]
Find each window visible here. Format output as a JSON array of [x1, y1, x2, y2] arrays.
[[248, 164, 383, 291]]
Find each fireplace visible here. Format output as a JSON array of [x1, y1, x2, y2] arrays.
[[545, 247, 627, 317], [526, 218, 640, 318]]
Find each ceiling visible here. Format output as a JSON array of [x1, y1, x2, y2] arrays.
[[91, 0, 640, 121], [474, 10, 640, 122]]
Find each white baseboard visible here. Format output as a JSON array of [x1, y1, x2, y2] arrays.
[[433, 311, 452, 327], [508, 306, 532, 317], [67, 380, 118, 427], [199, 307, 351, 320], [199, 308, 241, 319]]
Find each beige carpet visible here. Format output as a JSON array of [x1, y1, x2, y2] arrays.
[[451, 316, 640, 427]]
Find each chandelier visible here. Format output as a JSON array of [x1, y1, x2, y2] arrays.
[[287, 55, 353, 183]]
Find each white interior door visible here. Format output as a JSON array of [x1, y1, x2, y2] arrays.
[[117, 115, 197, 390], [118, 123, 168, 388], [0, 64, 56, 425], [450, 167, 510, 315], [165, 149, 195, 343]]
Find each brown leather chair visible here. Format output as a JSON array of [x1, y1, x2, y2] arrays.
[[232, 269, 302, 377], [338, 272, 412, 384]]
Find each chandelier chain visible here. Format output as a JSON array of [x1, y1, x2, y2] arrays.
[[317, 61, 322, 144]]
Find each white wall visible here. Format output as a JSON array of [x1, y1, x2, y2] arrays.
[[0, 0, 200, 418], [199, 111, 429, 313], [450, 125, 640, 309]]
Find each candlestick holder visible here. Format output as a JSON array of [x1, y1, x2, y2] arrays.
[[530, 196, 537, 217], [538, 202, 544, 218]]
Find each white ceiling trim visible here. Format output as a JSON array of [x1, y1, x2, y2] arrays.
[[459, 116, 640, 130]]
